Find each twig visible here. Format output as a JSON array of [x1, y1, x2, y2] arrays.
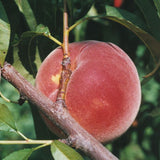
[[56, 0, 72, 102], [62, 0, 69, 56]]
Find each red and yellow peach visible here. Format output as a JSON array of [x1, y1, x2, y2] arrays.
[[36, 40, 141, 143]]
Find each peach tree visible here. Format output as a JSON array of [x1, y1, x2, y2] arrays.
[[0, 0, 160, 160]]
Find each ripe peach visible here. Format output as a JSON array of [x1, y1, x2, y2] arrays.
[[35, 40, 141, 143]]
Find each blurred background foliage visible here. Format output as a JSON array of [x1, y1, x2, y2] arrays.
[[0, 0, 160, 160]]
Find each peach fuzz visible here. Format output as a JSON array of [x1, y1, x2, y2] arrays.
[[35, 40, 141, 143]]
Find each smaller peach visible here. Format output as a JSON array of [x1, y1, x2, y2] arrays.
[[114, 0, 124, 7]]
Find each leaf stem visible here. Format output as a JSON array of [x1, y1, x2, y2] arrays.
[[0, 140, 53, 145], [0, 91, 18, 104], [69, 17, 88, 32], [43, 33, 62, 46], [68, 15, 105, 32], [16, 131, 29, 141], [33, 142, 52, 151]]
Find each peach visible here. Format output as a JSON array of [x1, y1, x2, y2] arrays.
[[35, 40, 141, 143], [114, 0, 124, 7]]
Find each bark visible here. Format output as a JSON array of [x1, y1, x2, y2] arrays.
[[1, 62, 119, 160]]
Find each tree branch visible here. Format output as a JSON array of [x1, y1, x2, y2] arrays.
[[1, 62, 118, 160]]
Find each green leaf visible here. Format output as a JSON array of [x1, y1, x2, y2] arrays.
[[0, 1, 10, 66], [29, 102, 57, 140], [149, 107, 160, 117], [14, 0, 37, 31], [135, 0, 160, 41], [51, 141, 84, 160], [12, 47, 35, 85], [153, 0, 160, 18], [13, 24, 54, 79], [106, 5, 147, 30], [20, 24, 51, 39], [120, 144, 145, 160], [0, 122, 15, 132], [3, 148, 33, 160], [34, 46, 42, 71], [36, 24, 50, 35], [0, 1, 9, 22], [105, 6, 160, 60], [105, 6, 160, 77], [67, 0, 73, 21], [0, 104, 17, 131], [17, 24, 51, 78], [67, 0, 94, 23]]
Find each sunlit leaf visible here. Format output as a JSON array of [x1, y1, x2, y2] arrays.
[[14, 0, 37, 31], [36, 24, 50, 35], [3, 148, 33, 160], [153, 0, 160, 18], [0, 1, 10, 66], [51, 140, 84, 160], [0, 122, 16, 132], [0, 104, 17, 131]]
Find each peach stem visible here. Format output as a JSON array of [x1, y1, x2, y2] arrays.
[[63, 0, 69, 57], [56, 0, 72, 102]]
